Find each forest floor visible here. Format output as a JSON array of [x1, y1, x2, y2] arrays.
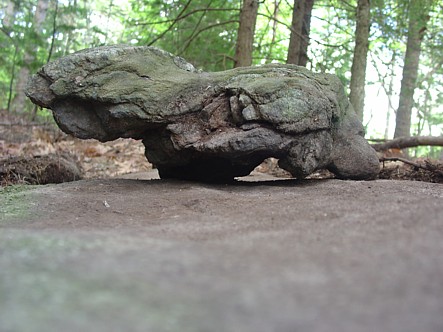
[[1, 110, 443, 331]]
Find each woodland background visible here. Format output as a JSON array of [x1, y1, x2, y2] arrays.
[[1, 0, 443, 183]]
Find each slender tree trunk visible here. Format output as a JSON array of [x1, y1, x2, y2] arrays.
[[64, 0, 78, 55], [47, 0, 59, 63], [349, 0, 370, 121], [287, 0, 306, 65], [3, 0, 16, 112], [104, 0, 114, 44], [298, 0, 314, 67], [384, 76, 393, 139], [266, 0, 281, 63], [287, 0, 314, 66], [3, 0, 15, 27], [11, 0, 49, 114], [12, 56, 33, 113], [394, 0, 431, 138], [384, 52, 397, 139], [234, 0, 259, 67]]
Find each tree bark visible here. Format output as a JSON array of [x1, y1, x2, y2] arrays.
[[298, 0, 314, 67], [349, 0, 370, 121], [287, 0, 306, 65], [234, 0, 259, 68], [394, 0, 431, 138], [287, 0, 314, 66]]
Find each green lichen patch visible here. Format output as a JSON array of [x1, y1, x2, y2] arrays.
[[0, 185, 38, 222]]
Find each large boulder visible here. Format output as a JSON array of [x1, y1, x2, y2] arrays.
[[26, 45, 379, 182]]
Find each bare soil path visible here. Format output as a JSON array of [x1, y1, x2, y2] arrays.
[[1, 172, 443, 332]]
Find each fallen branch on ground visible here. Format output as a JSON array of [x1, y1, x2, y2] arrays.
[[380, 156, 421, 168], [371, 136, 443, 151]]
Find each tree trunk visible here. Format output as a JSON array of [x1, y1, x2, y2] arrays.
[[266, 0, 281, 63], [298, 0, 314, 67], [47, 0, 59, 64], [63, 0, 78, 55], [287, 0, 306, 65], [384, 52, 397, 139], [3, 0, 16, 112], [11, 66, 31, 114], [11, 0, 49, 114], [2, 0, 15, 27], [394, 0, 431, 138], [287, 0, 314, 67], [234, 0, 259, 68], [349, 0, 370, 121]]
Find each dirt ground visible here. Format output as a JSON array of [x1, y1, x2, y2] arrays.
[[1, 111, 443, 331]]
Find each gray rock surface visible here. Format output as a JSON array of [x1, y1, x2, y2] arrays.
[[26, 45, 379, 181], [1, 176, 442, 332]]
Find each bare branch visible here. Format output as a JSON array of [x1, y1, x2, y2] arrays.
[[372, 136, 443, 151], [380, 156, 422, 168], [147, 0, 193, 46], [257, 12, 350, 49], [134, 7, 239, 27], [177, 0, 214, 55], [178, 20, 240, 56]]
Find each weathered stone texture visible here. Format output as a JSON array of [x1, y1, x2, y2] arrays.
[[26, 45, 379, 181]]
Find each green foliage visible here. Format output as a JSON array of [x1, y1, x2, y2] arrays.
[[122, 0, 241, 71], [0, 0, 129, 112], [253, 1, 292, 64], [307, 1, 355, 87]]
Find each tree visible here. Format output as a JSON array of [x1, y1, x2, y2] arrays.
[[234, 0, 259, 67], [1, 0, 17, 111], [10, 0, 49, 114], [349, 0, 370, 121], [298, 0, 314, 67], [287, 0, 305, 65], [394, 0, 432, 138]]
